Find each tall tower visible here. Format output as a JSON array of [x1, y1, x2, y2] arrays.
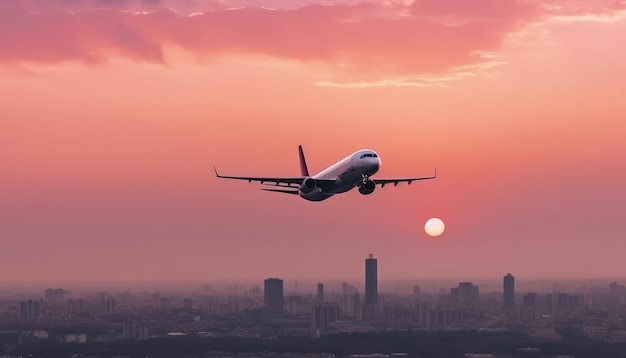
[[503, 273, 515, 310], [317, 283, 324, 301], [365, 254, 378, 305], [264, 278, 284, 319]]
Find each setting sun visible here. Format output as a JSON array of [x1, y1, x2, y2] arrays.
[[425, 217, 446, 237]]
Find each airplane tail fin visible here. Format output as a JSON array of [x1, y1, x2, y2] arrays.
[[298, 145, 310, 177]]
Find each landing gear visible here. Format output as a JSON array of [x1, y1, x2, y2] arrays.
[[358, 174, 376, 195]]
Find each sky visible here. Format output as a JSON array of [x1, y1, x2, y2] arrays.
[[1, 0, 626, 286]]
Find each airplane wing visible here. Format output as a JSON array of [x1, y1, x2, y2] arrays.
[[214, 167, 335, 190], [214, 167, 305, 187], [374, 168, 437, 188]]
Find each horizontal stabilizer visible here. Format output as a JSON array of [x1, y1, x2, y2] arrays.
[[262, 188, 299, 195], [262, 182, 299, 188]]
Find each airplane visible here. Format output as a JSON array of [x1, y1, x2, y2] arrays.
[[214, 145, 436, 202]]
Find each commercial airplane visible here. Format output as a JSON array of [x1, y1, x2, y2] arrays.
[[214, 145, 436, 202]]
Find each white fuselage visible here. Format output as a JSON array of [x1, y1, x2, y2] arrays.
[[300, 149, 381, 201]]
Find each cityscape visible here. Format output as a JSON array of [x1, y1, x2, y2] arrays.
[[1, 254, 626, 358]]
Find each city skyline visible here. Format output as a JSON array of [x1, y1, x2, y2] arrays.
[[2, 0, 626, 282], [5, 272, 625, 356], [2, 253, 621, 299], [3, 250, 625, 357]]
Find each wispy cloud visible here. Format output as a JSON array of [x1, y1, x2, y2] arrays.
[[1, 0, 624, 83], [314, 57, 507, 88]]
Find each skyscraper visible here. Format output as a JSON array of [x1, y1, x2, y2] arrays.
[[264, 278, 284, 319], [317, 283, 324, 301], [365, 254, 378, 305], [504, 273, 515, 310]]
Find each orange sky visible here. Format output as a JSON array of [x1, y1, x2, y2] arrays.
[[1, 0, 626, 285]]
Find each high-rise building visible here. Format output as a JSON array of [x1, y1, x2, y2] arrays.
[[183, 298, 193, 310], [123, 319, 149, 340], [342, 282, 356, 295], [365, 254, 378, 305], [285, 295, 303, 315], [609, 281, 625, 296], [544, 293, 552, 308], [264, 278, 284, 319], [352, 293, 363, 320], [451, 282, 479, 307], [503, 273, 515, 310], [523, 292, 537, 307], [413, 285, 421, 296], [19, 300, 41, 320], [417, 301, 432, 329], [317, 283, 324, 301], [312, 304, 340, 330], [66, 299, 84, 315], [123, 319, 137, 340], [103, 298, 116, 315]]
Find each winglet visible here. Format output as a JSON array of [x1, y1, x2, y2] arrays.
[[213, 166, 221, 178], [434, 166, 437, 178], [298, 145, 310, 177]]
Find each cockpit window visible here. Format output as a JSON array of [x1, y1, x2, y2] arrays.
[[360, 153, 378, 159]]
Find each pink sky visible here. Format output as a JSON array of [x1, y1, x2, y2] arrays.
[[1, 0, 626, 285]]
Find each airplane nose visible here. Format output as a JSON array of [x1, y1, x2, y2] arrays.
[[370, 159, 380, 174]]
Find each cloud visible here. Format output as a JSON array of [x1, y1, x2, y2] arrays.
[[314, 57, 508, 88], [542, 2, 626, 23], [0, 6, 165, 65], [8, 0, 227, 13], [410, 0, 544, 21], [1, 0, 625, 81]]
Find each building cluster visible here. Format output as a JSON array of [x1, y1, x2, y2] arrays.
[[247, 255, 479, 332], [18, 299, 41, 320], [2, 260, 626, 356]]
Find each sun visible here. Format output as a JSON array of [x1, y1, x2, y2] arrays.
[[424, 217, 445, 237]]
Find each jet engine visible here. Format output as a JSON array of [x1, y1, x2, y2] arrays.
[[299, 177, 317, 194], [358, 180, 376, 195]]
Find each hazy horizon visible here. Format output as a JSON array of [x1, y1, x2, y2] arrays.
[[1, 276, 624, 296]]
